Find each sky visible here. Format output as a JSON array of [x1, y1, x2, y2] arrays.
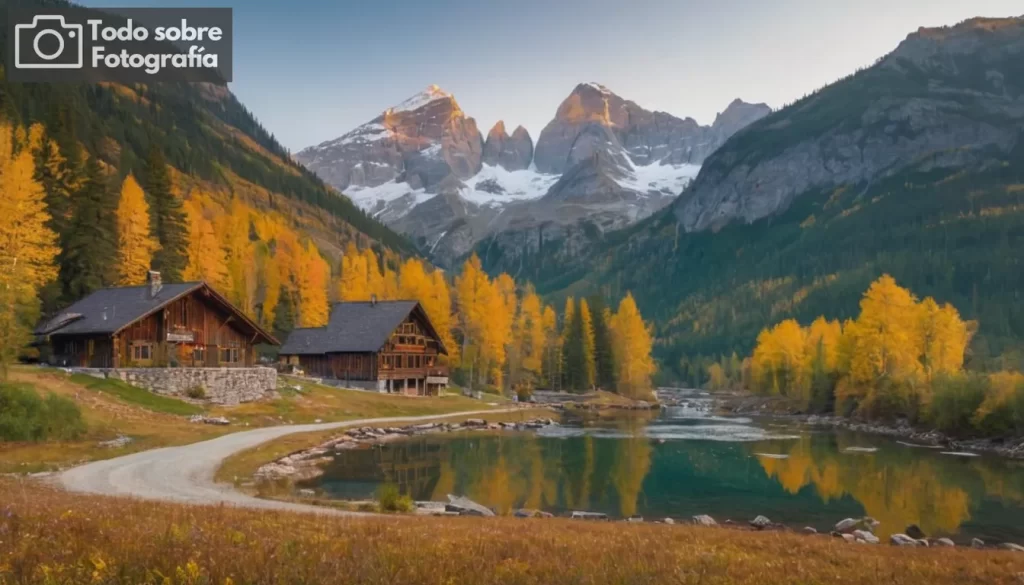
[[82, 0, 1023, 152]]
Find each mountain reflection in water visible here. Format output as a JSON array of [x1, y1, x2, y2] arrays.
[[306, 396, 1024, 542]]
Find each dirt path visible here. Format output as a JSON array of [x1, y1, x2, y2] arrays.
[[58, 409, 514, 515]]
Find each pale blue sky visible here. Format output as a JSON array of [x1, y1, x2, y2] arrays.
[[83, 0, 1023, 151]]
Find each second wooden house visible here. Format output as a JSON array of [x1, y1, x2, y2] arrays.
[[279, 300, 449, 395]]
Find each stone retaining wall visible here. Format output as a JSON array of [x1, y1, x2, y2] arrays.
[[75, 367, 277, 405]]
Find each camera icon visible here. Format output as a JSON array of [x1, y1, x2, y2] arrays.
[[14, 15, 84, 69]]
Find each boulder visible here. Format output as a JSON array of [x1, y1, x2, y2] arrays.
[[972, 538, 986, 549], [905, 524, 926, 540], [933, 538, 955, 547], [999, 543, 1024, 552], [446, 495, 495, 517], [802, 527, 818, 535], [692, 514, 717, 527], [833, 518, 859, 533], [749, 515, 772, 529], [841, 533, 857, 543], [570, 511, 608, 520], [853, 530, 880, 544], [890, 534, 919, 547], [663, 518, 675, 525]]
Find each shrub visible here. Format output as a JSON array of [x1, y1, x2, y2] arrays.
[[376, 483, 413, 513], [0, 384, 85, 442], [185, 386, 207, 400], [927, 374, 988, 436]]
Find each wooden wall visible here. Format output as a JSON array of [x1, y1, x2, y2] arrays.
[[51, 288, 259, 368]]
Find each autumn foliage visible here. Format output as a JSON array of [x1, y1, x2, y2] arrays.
[[744, 275, 1024, 435]]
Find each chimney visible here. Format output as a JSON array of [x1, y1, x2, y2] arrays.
[[370, 293, 377, 307], [148, 271, 162, 297]]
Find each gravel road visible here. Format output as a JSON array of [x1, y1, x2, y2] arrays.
[[58, 409, 512, 515]]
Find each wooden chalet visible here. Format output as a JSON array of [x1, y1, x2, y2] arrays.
[[36, 272, 278, 368], [279, 300, 449, 396]]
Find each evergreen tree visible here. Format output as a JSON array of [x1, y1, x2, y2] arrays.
[[562, 298, 591, 393], [589, 296, 616, 390], [144, 145, 188, 282], [59, 157, 117, 301], [272, 284, 297, 339]]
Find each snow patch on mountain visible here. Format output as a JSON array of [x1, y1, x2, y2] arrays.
[[388, 84, 453, 114], [619, 162, 702, 196]]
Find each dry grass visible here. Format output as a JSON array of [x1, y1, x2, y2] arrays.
[[1, 478, 1022, 585], [216, 408, 557, 484], [0, 368, 505, 474]]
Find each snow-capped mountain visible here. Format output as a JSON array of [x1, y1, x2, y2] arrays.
[[294, 83, 768, 265]]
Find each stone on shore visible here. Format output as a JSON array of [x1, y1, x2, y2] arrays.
[[972, 538, 986, 549], [570, 511, 608, 520], [890, 534, 919, 547], [749, 515, 772, 529], [692, 514, 717, 527], [999, 543, 1024, 552], [933, 538, 955, 547], [802, 527, 818, 535], [852, 530, 879, 544], [446, 494, 494, 517]]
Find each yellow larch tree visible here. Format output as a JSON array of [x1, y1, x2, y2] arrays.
[[579, 298, 597, 389], [846, 274, 922, 385], [609, 292, 656, 400], [428, 270, 457, 365], [296, 241, 330, 327], [917, 297, 970, 379], [518, 288, 546, 378], [0, 120, 59, 376], [338, 242, 370, 301], [182, 198, 228, 288], [455, 254, 492, 386], [114, 174, 158, 286]]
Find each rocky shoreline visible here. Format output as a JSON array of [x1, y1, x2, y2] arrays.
[[717, 392, 1024, 459], [254, 417, 560, 482]]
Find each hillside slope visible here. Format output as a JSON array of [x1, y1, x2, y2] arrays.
[[518, 17, 1024, 381], [0, 0, 413, 258]]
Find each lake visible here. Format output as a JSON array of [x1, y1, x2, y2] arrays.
[[304, 391, 1024, 542]]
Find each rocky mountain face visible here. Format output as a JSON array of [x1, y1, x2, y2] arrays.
[[504, 16, 1024, 380], [674, 17, 1024, 233], [482, 121, 533, 171], [533, 83, 768, 173], [295, 83, 768, 266]]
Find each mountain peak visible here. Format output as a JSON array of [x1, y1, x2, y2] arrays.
[[488, 120, 508, 137], [386, 84, 455, 115], [576, 82, 616, 96]]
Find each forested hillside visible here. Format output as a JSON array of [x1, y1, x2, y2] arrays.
[[0, 0, 416, 342], [494, 17, 1024, 384]]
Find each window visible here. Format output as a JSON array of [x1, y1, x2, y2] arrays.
[[193, 347, 205, 365], [131, 342, 153, 365], [219, 347, 240, 364]]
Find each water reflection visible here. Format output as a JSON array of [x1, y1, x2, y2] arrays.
[[307, 409, 1024, 541]]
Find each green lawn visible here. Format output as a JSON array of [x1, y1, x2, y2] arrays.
[[68, 373, 205, 416]]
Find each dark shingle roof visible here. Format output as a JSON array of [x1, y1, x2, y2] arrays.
[[37, 283, 203, 336], [280, 301, 444, 355], [36, 282, 279, 345]]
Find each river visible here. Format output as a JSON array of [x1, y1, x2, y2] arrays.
[[303, 390, 1024, 542]]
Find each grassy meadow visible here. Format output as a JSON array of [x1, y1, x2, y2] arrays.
[[1, 478, 1023, 585]]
